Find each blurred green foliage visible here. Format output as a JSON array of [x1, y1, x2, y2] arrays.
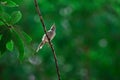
[[0, 0, 120, 80]]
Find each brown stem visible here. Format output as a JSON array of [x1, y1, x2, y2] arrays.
[[33, 0, 61, 80]]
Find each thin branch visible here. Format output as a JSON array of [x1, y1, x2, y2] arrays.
[[0, 18, 13, 30], [0, 18, 9, 27], [33, 0, 61, 80]]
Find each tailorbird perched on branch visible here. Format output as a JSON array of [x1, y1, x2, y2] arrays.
[[36, 23, 56, 52]]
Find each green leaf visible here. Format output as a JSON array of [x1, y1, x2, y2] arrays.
[[1, 0, 18, 7], [11, 29, 24, 61], [11, 0, 23, 4], [6, 40, 14, 51], [0, 21, 4, 26], [0, 11, 11, 24], [22, 31, 32, 43], [10, 11, 22, 24], [0, 27, 11, 54]]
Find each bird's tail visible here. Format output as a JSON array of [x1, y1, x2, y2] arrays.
[[36, 41, 45, 52]]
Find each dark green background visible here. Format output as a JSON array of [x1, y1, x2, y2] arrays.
[[0, 0, 120, 80]]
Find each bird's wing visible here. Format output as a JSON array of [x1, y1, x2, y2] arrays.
[[42, 31, 51, 41], [42, 34, 46, 41]]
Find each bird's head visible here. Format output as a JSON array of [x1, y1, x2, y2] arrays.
[[50, 23, 56, 31]]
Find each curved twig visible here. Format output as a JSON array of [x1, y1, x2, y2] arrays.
[[33, 0, 61, 80]]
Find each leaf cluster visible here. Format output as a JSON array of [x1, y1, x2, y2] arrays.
[[0, 0, 32, 61]]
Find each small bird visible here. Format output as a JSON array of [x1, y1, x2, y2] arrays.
[[36, 23, 56, 52]]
